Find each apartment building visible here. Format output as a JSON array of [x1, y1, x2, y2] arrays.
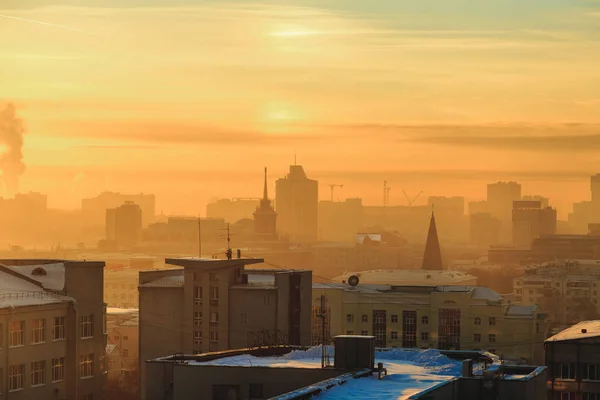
[[312, 283, 546, 363], [139, 257, 312, 399], [545, 320, 600, 400], [106, 308, 139, 393], [0, 259, 106, 400], [514, 260, 600, 328]]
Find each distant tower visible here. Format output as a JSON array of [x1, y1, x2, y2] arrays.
[[422, 211, 444, 270], [253, 167, 277, 239]]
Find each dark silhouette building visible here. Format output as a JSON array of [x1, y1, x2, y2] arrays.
[[106, 201, 143, 247], [253, 167, 277, 240], [275, 165, 318, 242], [422, 211, 444, 270]]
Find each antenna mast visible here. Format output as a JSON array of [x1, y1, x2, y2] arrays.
[[197, 216, 202, 258]]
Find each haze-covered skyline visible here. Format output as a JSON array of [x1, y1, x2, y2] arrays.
[[1, 0, 600, 215]]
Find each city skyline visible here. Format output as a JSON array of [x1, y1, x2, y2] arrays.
[[1, 0, 600, 215]]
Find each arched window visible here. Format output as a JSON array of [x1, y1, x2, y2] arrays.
[[32, 267, 47, 276]]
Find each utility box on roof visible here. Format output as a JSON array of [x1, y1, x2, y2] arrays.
[[334, 335, 375, 370]]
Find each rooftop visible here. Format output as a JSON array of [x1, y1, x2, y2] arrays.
[[333, 270, 477, 285], [0, 269, 72, 308], [3, 262, 66, 291], [546, 320, 600, 342], [165, 257, 264, 269]]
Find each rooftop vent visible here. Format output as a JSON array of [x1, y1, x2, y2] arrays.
[[32, 267, 47, 276], [582, 328, 588, 334]]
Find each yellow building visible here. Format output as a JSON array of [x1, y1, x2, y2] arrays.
[[312, 283, 546, 363]]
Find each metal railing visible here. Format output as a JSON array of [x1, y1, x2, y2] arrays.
[[0, 291, 62, 301]]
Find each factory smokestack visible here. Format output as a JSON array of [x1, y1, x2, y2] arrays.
[[0, 103, 26, 197]]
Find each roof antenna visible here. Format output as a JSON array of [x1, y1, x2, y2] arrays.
[[294, 150, 297, 166]]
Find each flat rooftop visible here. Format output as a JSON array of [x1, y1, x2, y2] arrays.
[[153, 346, 488, 400], [165, 257, 264, 269], [333, 269, 477, 285]]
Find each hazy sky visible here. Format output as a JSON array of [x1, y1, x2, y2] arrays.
[[1, 0, 600, 216]]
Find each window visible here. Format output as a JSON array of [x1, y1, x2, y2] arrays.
[[210, 312, 219, 323], [361, 314, 368, 323], [114, 335, 120, 340], [80, 354, 94, 378], [582, 363, 600, 381], [391, 315, 398, 323], [345, 330, 354, 335], [561, 393, 576, 400], [194, 330, 202, 340], [489, 334, 496, 343], [9, 320, 24, 347], [209, 273, 219, 282], [122, 349, 129, 357], [9, 365, 24, 391], [474, 317, 481, 325], [421, 316, 429, 324], [391, 331, 399, 340], [210, 286, 219, 300], [53, 316, 65, 340], [81, 315, 94, 339], [52, 358, 65, 382], [31, 319, 46, 344], [213, 385, 239, 400], [556, 363, 576, 380], [31, 361, 46, 386], [194, 286, 202, 305], [489, 317, 496, 326], [474, 333, 481, 343], [346, 314, 354, 323], [361, 330, 368, 336], [249, 383, 264, 399], [210, 331, 218, 342], [583, 393, 600, 400], [194, 312, 202, 326], [421, 332, 429, 341], [264, 295, 272, 306], [241, 313, 247, 323]]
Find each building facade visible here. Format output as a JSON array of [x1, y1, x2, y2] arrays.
[[512, 200, 557, 249], [105, 201, 143, 248], [545, 321, 600, 400], [312, 283, 546, 363], [0, 259, 106, 400], [138, 258, 313, 399]]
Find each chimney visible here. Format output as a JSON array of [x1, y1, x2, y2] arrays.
[[462, 359, 474, 377]]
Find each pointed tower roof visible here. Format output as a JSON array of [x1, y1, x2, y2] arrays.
[[422, 211, 443, 271], [263, 167, 269, 201]]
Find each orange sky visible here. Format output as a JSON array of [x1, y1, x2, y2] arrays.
[[1, 1, 600, 217]]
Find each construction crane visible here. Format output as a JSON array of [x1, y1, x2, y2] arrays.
[[403, 190, 423, 206], [383, 181, 391, 207], [328, 184, 344, 202]]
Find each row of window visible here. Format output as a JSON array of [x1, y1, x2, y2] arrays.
[[5, 358, 65, 391], [556, 363, 600, 381], [0, 317, 65, 347], [345, 314, 497, 326], [193, 286, 220, 302], [343, 331, 497, 343]]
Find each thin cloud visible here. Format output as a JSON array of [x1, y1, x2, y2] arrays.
[[0, 13, 90, 33]]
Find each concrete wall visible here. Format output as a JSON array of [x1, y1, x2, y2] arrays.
[[145, 363, 345, 400], [229, 287, 277, 349], [139, 286, 184, 400], [546, 338, 600, 396]]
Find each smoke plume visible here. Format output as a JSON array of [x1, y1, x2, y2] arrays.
[[0, 103, 26, 197]]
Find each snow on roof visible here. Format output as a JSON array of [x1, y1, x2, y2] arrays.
[[106, 344, 119, 355], [435, 286, 502, 302], [506, 304, 537, 317], [0, 270, 72, 308], [546, 320, 600, 342], [107, 307, 139, 315], [4, 263, 66, 291], [190, 347, 464, 400], [333, 270, 476, 285], [247, 273, 275, 285]]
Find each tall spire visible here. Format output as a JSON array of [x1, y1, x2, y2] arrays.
[[422, 211, 444, 270], [263, 167, 268, 201]]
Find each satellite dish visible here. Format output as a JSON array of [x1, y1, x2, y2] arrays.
[[348, 275, 360, 287]]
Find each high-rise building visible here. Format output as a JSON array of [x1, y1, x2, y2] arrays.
[[318, 198, 363, 242], [487, 181, 522, 222], [422, 211, 444, 270], [253, 168, 277, 239], [512, 200, 557, 249], [82, 192, 155, 227], [275, 165, 318, 242], [106, 201, 143, 247]]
